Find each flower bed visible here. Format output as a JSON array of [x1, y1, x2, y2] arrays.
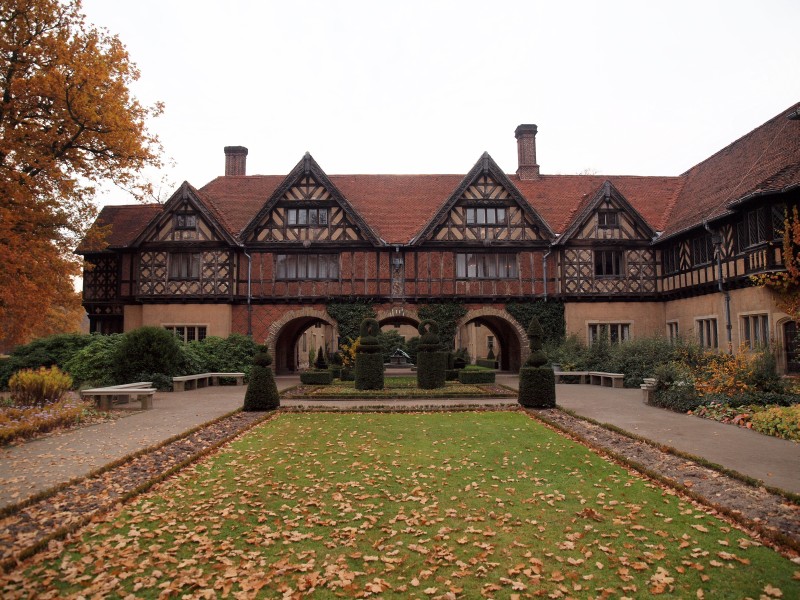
[[0, 397, 103, 445], [689, 402, 800, 442]]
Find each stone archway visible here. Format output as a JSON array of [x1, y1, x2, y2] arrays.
[[455, 307, 528, 372], [375, 306, 421, 328], [266, 308, 338, 374]]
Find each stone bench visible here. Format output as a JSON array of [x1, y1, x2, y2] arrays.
[[589, 371, 625, 388], [171, 372, 246, 392], [553, 370, 589, 384], [81, 382, 156, 411]]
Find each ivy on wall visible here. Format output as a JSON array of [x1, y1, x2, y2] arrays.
[[505, 300, 565, 345], [326, 302, 377, 344], [418, 303, 468, 351]]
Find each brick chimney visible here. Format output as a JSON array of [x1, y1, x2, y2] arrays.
[[224, 146, 248, 176], [514, 124, 540, 179]]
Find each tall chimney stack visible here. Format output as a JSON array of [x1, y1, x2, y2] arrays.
[[514, 125, 540, 179], [224, 146, 248, 176]]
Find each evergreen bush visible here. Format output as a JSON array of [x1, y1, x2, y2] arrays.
[[314, 347, 328, 370], [328, 365, 342, 380], [0, 333, 93, 388], [300, 370, 333, 385], [445, 368, 461, 381], [476, 358, 497, 369], [416, 320, 446, 389], [355, 318, 384, 390], [518, 316, 556, 408], [113, 327, 186, 383], [243, 347, 279, 411], [458, 367, 495, 384], [64, 333, 124, 388], [518, 366, 556, 408]]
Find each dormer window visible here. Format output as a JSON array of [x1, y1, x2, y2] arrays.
[[598, 211, 619, 228], [287, 208, 329, 226], [175, 213, 197, 230]]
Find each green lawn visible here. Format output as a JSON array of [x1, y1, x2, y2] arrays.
[[3, 412, 797, 598]]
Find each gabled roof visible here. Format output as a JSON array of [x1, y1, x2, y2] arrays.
[[77, 204, 163, 252], [661, 101, 800, 240], [513, 175, 683, 235], [130, 182, 240, 247], [239, 153, 383, 245], [555, 180, 658, 245], [411, 152, 555, 245]]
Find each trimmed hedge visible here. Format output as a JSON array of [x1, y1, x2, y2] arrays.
[[458, 369, 495, 384], [476, 359, 497, 369], [650, 386, 701, 413], [340, 368, 354, 382], [328, 365, 342, 380], [355, 353, 384, 390], [445, 369, 461, 381], [300, 370, 333, 385], [417, 351, 447, 389], [243, 349, 279, 411], [518, 366, 556, 408]]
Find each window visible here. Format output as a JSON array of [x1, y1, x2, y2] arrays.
[[589, 323, 630, 344], [275, 254, 339, 280], [465, 207, 507, 226], [691, 234, 714, 266], [598, 211, 619, 228], [742, 314, 769, 349], [594, 250, 624, 277], [455, 253, 518, 279], [286, 208, 329, 226], [174, 213, 197, 230], [169, 253, 201, 280], [667, 321, 679, 342], [696, 318, 718, 349], [662, 244, 680, 275], [164, 325, 207, 342]]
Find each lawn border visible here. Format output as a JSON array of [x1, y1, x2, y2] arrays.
[[0, 409, 278, 572], [527, 407, 800, 556]]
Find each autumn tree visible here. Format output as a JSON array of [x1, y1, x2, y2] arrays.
[[0, 0, 162, 347], [753, 206, 800, 321]]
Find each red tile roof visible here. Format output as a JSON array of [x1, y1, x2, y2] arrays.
[[89, 103, 799, 248], [78, 204, 163, 252], [663, 102, 800, 240]]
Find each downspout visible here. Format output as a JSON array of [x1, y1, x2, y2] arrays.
[[542, 248, 552, 300], [243, 249, 252, 337], [705, 221, 732, 352]]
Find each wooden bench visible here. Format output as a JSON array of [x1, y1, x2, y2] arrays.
[[81, 382, 156, 411], [553, 370, 589, 384], [171, 372, 246, 392], [589, 371, 625, 388]]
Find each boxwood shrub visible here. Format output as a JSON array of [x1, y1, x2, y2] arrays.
[[518, 366, 556, 408], [417, 351, 447, 389], [476, 358, 497, 369], [243, 349, 279, 411], [300, 370, 333, 385], [445, 369, 461, 381], [458, 368, 495, 384], [355, 352, 384, 390]]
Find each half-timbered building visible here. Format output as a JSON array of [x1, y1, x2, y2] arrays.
[[80, 103, 800, 373]]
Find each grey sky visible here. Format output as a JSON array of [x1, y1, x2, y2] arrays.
[[80, 0, 800, 203]]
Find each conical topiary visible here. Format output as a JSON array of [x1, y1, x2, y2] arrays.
[[416, 319, 446, 389], [314, 346, 328, 370], [355, 318, 384, 390], [243, 345, 280, 411], [518, 317, 556, 408]]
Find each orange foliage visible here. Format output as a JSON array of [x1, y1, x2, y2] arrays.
[[0, 0, 162, 346], [692, 346, 756, 397], [751, 206, 800, 320]]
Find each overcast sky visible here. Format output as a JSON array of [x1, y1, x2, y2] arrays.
[[80, 0, 800, 204]]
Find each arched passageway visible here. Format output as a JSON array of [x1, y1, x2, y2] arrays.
[[267, 309, 338, 374], [456, 308, 527, 372]]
